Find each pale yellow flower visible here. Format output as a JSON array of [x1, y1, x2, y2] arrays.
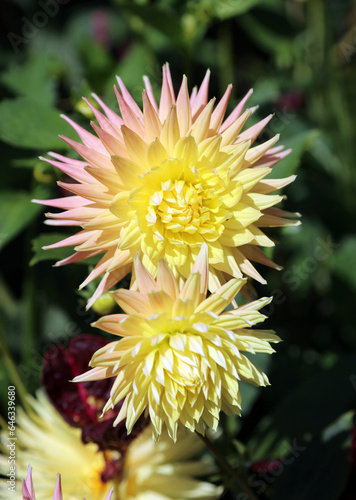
[[75, 244, 280, 441], [0, 391, 115, 500], [35, 64, 299, 307], [1, 391, 221, 500]]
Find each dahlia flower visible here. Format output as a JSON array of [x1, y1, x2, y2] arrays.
[[0, 391, 115, 500], [74, 244, 280, 441], [34, 64, 299, 307], [1, 391, 221, 500]]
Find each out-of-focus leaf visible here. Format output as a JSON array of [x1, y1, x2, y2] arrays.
[[272, 412, 353, 500], [211, 0, 267, 19], [30, 31, 84, 88], [248, 78, 281, 106], [310, 136, 344, 179], [12, 158, 42, 169], [0, 191, 45, 250], [330, 236, 356, 291], [0, 98, 74, 149], [31, 233, 99, 266], [239, 13, 294, 67], [268, 130, 319, 178], [0, 56, 56, 106], [118, 1, 185, 48], [247, 354, 356, 460]]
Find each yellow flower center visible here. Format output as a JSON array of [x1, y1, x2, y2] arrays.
[[150, 180, 216, 234], [130, 158, 226, 246]]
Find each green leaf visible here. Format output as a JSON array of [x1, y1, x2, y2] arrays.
[[330, 236, 356, 291], [239, 12, 294, 67], [0, 191, 44, 250], [0, 97, 74, 149], [0, 56, 56, 106], [272, 412, 353, 500]]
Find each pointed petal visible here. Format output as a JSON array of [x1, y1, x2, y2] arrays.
[[192, 69, 210, 118], [160, 105, 180, 154], [210, 84, 232, 132], [190, 243, 209, 298], [61, 114, 107, 154], [143, 75, 159, 113], [159, 63, 175, 121], [176, 75, 192, 136], [157, 259, 179, 298], [220, 88, 253, 133], [91, 92, 124, 130], [143, 90, 162, 143], [52, 474, 63, 500], [134, 253, 158, 293]]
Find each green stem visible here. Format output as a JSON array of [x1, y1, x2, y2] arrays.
[[196, 432, 258, 500]]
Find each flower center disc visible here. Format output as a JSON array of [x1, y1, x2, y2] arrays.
[[132, 158, 224, 246]]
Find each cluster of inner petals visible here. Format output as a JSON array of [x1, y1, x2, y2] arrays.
[[131, 157, 227, 245]]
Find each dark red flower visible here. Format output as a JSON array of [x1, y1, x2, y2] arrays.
[[41, 334, 149, 452]]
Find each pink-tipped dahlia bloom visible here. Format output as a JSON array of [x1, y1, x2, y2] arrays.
[[35, 64, 299, 307]]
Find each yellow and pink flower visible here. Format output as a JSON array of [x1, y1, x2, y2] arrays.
[[35, 64, 299, 307]]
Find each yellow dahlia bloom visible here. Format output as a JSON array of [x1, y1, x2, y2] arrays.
[[1, 391, 221, 500], [74, 244, 280, 441], [35, 64, 299, 307], [0, 391, 115, 500]]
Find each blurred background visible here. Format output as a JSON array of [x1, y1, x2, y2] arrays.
[[0, 0, 356, 498]]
